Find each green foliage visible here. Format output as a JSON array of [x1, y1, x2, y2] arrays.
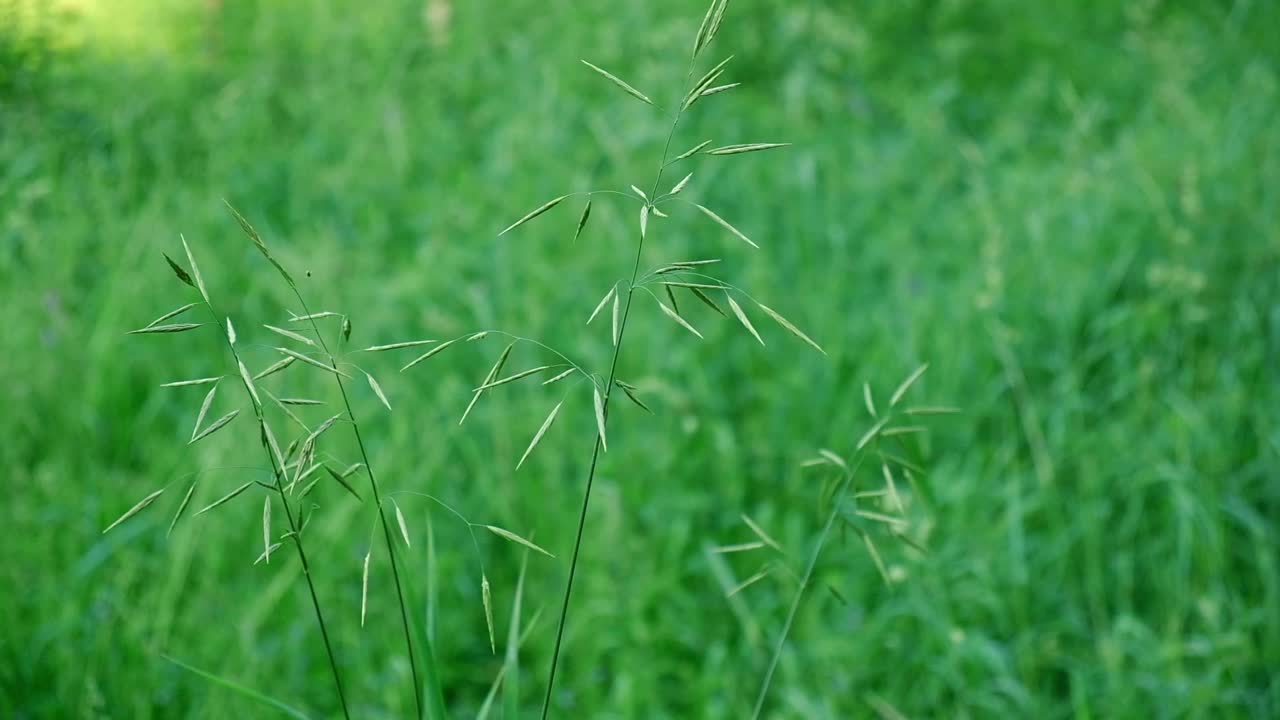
[[2, 0, 1279, 718]]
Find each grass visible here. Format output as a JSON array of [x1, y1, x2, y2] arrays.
[[3, 0, 1280, 717]]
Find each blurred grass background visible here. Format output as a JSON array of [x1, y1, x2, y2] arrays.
[[3, 0, 1279, 717]]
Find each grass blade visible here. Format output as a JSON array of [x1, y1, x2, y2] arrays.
[[542, 368, 576, 386], [741, 514, 783, 553], [358, 340, 437, 352], [755, 302, 824, 354], [401, 337, 460, 371], [366, 372, 392, 412], [501, 543, 531, 720], [224, 201, 296, 288], [475, 365, 553, 392], [253, 356, 296, 381], [145, 303, 199, 328], [262, 496, 272, 564], [127, 323, 204, 335], [818, 449, 847, 469], [483, 525, 555, 558], [394, 501, 412, 548], [889, 364, 929, 407], [580, 60, 653, 105], [237, 360, 261, 407], [856, 416, 892, 452], [881, 461, 904, 513], [288, 311, 342, 322], [658, 300, 703, 338], [191, 381, 220, 441], [255, 543, 284, 565], [696, 204, 758, 248], [689, 286, 727, 316], [361, 551, 371, 627], [167, 482, 197, 537], [517, 401, 563, 469], [724, 295, 762, 344], [195, 481, 253, 516], [275, 347, 352, 378], [180, 234, 210, 303], [573, 200, 592, 242], [265, 324, 317, 348], [699, 82, 740, 99], [160, 376, 222, 388], [588, 285, 616, 325], [728, 565, 773, 597], [482, 574, 496, 654], [615, 380, 653, 414], [162, 253, 196, 289], [102, 488, 165, 534], [499, 195, 567, 237], [903, 405, 961, 416], [162, 654, 313, 720], [189, 409, 241, 445], [672, 139, 713, 163], [668, 172, 694, 197], [706, 143, 791, 155], [324, 465, 363, 501], [713, 541, 766, 554], [593, 385, 608, 452], [461, 342, 514, 425], [612, 291, 621, 345], [665, 283, 680, 316]]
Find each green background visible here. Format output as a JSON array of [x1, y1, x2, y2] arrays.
[[3, 0, 1278, 717]]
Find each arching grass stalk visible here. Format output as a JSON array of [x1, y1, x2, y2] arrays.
[[485, 1, 827, 715], [111, 235, 351, 719], [205, 296, 353, 720], [535, 54, 700, 720], [747, 366, 957, 718], [224, 203, 440, 720]]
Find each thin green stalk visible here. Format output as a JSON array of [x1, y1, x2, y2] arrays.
[[225, 202, 433, 717], [539, 55, 700, 720], [206, 301, 352, 720], [751, 455, 866, 719], [292, 293, 434, 720]]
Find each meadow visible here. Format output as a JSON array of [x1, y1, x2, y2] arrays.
[[2, 0, 1279, 717]]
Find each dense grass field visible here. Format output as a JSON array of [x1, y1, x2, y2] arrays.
[[4, 0, 1279, 717]]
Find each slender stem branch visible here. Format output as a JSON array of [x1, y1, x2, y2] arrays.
[[207, 303, 352, 720], [751, 455, 865, 719], [539, 231, 645, 720], [295, 294, 428, 720], [539, 53, 701, 720]]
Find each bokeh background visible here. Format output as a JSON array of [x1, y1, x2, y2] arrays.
[[3, 0, 1278, 717]]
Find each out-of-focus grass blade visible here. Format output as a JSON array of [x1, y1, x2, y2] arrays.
[[162, 654, 313, 720]]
